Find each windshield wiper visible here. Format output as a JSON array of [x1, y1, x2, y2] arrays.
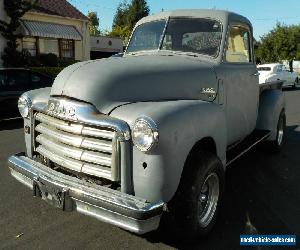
[[161, 50, 201, 58]]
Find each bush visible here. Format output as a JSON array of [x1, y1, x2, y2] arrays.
[[30, 67, 65, 77], [58, 58, 79, 67], [39, 53, 59, 67], [19, 49, 32, 67]]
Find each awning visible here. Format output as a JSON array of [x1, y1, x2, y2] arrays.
[[21, 20, 82, 40]]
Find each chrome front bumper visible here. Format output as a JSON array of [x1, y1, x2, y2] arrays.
[[8, 153, 164, 234]]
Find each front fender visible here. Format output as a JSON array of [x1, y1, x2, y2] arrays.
[[110, 100, 227, 203], [23, 87, 51, 157], [26, 87, 51, 109]]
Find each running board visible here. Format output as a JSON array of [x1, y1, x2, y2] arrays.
[[226, 130, 271, 166]]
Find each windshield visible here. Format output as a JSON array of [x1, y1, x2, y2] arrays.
[[126, 17, 223, 57]]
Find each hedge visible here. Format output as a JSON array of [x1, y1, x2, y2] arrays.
[[30, 67, 65, 77]]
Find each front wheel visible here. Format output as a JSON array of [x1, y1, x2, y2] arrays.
[[164, 151, 225, 240]]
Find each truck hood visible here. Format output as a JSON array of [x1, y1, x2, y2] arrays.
[[51, 55, 218, 114]]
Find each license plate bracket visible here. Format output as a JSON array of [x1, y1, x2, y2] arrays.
[[33, 177, 73, 211]]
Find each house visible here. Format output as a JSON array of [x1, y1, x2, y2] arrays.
[[0, 0, 90, 66], [90, 36, 123, 59]]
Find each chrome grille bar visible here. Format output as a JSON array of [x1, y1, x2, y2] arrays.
[[34, 112, 119, 181], [35, 113, 115, 140], [35, 123, 113, 154], [36, 135, 112, 167], [36, 146, 112, 179]]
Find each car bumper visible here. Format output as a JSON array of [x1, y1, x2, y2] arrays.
[[8, 153, 164, 234]]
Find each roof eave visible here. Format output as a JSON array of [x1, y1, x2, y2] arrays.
[[27, 10, 89, 22]]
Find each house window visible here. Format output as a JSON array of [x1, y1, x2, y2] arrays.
[[44, 39, 59, 56], [23, 40, 36, 56], [60, 40, 74, 58]]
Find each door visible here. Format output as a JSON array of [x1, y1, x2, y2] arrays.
[[275, 65, 284, 81], [281, 65, 294, 85], [215, 24, 259, 145], [0, 69, 30, 117]]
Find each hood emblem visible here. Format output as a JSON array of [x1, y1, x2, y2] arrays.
[[46, 100, 77, 120], [200, 87, 216, 100]]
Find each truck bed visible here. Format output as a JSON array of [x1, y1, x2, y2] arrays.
[[259, 80, 284, 94]]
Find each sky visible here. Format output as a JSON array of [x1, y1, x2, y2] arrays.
[[68, 0, 300, 40]]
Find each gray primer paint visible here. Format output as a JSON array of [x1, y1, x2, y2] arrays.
[[110, 100, 227, 202], [18, 9, 284, 204], [256, 89, 285, 140], [50, 55, 218, 114]]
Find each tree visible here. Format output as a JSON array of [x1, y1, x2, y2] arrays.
[[112, 1, 130, 29], [256, 23, 300, 67], [0, 0, 38, 67], [109, 25, 131, 43], [88, 11, 101, 36], [127, 0, 149, 30], [110, 0, 149, 41]]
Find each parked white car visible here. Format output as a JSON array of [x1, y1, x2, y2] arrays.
[[258, 63, 299, 88]]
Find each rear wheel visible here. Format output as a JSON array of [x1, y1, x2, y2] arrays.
[[267, 110, 286, 153], [164, 151, 225, 240], [294, 77, 299, 88]]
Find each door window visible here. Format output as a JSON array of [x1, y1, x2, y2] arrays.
[[31, 72, 53, 88], [5, 70, 29, 91], [277, 65, 283, 72], [225, 26, 251, 63], [282, 65, 289, 72], [0, 71, 8, 90]]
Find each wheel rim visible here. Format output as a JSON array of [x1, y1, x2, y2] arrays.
[[198, 172, 219, 228], [277, 116, 284, 146]]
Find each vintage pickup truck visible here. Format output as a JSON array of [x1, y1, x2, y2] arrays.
[[8, 9, 285, 238]]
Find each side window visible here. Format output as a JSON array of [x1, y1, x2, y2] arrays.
[[31, 72, 53, 88], [6, 70, 29, 91], [0, 71, 8, 90], [277, 65, 283, 72], [225, 26, 251, 63]]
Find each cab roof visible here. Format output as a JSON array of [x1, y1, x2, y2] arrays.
[[136, 9, 252, 28]]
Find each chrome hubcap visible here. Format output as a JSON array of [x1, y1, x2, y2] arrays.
[[277, 116, 284, 146], [198, 172, 219, 228]]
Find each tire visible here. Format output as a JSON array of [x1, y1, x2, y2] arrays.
[[164, 151, 225, 240], [294, 77, 299, 88], [266, 110, 286, 153], [292, 79, 296, 89]]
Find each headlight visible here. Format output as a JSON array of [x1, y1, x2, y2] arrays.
[[132, 117, 159, 152], [18, 94, 32, 118]]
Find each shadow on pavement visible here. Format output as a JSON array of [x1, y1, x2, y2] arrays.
[[0, 118, 23, 131], [283, 86, 300, 92], [143, 125, 300, 250]]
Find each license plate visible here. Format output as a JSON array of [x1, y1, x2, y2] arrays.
[[33, 177, 72, 211]]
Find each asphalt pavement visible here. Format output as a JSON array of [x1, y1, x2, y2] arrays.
[[0, 88, 299, 250]]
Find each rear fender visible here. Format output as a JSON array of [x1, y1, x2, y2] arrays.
[[256, 89, 285, 140]]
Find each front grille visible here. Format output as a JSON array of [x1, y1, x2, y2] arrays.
[[34, 113, 119, 181]]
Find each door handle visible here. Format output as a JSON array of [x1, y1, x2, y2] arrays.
[[252, 72, 260, 76]]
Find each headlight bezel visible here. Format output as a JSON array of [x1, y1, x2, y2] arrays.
[[18, 94, 32, 118], [132, 116, 159, 152]]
